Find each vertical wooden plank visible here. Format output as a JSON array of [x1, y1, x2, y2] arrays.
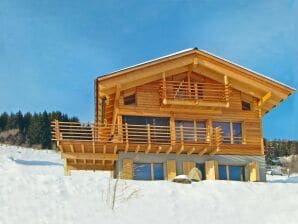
[[166, 160, 176, 180], [122, 159, 133, 179], [183, 161, 195, 175], [205, 160, 218, 180], [230, 122, 234, 144], [170, 115, 176, 145], [249, 161, 260, 182]]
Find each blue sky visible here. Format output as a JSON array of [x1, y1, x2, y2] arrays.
[[0, 0, 297, 139]]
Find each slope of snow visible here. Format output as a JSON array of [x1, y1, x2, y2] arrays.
[[1, 145, 298, 224]]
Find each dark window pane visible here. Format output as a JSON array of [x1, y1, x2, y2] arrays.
[[196, 121, 206, 141], [133, 163, 151, 180], [241, 101, 251, 111], [124, 94, 136, 105], [212, 122, 231, 143], [196, 163, 206, 180], [219, 165, 227, 180], [175, 120, 195, 142], [153, 163, 164, 180], [233, 123, 242, 144], [229, 166, 243, 181]]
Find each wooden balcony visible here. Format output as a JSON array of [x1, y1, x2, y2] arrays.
[[160, 80, 230, 107], [51, 120, 223, 172]]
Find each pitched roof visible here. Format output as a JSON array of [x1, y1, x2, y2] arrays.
[[96, 48, 295, 115]]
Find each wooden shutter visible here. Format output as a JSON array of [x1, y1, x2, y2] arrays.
[[166, 160, 176, 180], [122, 159, 133, 179], [183, 161, 195, 175], [205, 160, 218, 180], [249, 161, 259, 182]]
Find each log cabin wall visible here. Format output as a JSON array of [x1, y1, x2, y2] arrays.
[[100, 71, 264, 156]]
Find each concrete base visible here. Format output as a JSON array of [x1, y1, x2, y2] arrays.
[[115, 152, 266, 182]]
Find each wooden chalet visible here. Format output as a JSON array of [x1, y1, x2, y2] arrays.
[[52, 48, 295, 181]]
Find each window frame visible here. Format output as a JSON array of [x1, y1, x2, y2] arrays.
[[175, 119, 207, 143], [133, 162, 164, 180], [212, 121, 243, 144]]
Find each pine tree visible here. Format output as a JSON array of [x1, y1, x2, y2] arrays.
[[40, 111, 51, 149]]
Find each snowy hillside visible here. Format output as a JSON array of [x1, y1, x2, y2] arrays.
[[1, 145, 298, 224]]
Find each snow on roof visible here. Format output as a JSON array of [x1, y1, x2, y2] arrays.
[[97, 47, 295, 92]]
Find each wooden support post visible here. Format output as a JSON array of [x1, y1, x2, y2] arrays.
[[162, 72, 167, 104], [146, 124, 151, 154], [64, 159, 70, 176], [170, 115, 176, 145], [194, 120, 197, 142], [224, 75, 230, 107], [103, 145, 106, 165], [194, 82, 198, 99], [125, 123, 129, 153]]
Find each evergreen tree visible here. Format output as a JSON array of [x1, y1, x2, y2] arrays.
[[0, 112, 9, 131], [40, 111, 51, 149]]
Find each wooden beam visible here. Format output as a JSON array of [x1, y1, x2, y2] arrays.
[[187, 147, 196, 155], [68, 164, 114, 171], [156, 146, 162, 154], [62, 152, 118, 161], [258, 92, 272, 107], [176, 145, 184, 155], [166, 145, 173, 154], [135, 144, 140, 153], [111, 85, 121, 134], [145, 144, 151, 154], [198, 147, 207, 156]]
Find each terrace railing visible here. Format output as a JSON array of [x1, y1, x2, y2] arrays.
[[160, 80, 230, 106], [51, 120, 223, 147]]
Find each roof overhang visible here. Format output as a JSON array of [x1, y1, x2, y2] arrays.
[[95, 48, 295, 115]]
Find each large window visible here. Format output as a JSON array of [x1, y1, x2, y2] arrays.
[[218, 165, 244, 181], [175, 120, 206, 142], [212, 121, 242, 144], [133, 163, 164, 180]]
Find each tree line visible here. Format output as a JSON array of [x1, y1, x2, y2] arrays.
[[264, 139, 298, 164], [0, 111, 79, 149]]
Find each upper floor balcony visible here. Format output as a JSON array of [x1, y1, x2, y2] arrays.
[[160, 80, 231, 107], [51, 120, 223, 156]]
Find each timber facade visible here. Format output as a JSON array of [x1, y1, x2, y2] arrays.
[[52, 48, 295, 182]]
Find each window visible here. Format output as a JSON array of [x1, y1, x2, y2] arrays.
[[175, 120, 206, 142], [241, 101, 251, 111], [212, 121, 243, 144], [133, 163, 164, 180], [218, 165, 244, 181], [124, 94, 136, 105]]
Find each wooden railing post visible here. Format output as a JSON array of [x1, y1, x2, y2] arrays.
[[54, 119, 61, 146], [147, 124, 151, 144], [194, 82, 198, 99], [194, 120, 197, 142], [125, 123, 129, 144], [180, 125, 184, 144]]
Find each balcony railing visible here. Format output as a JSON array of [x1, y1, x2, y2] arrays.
[[160, 80, 230, 107], [51, 120, 222, 147]]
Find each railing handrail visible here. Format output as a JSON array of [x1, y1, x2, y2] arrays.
[[51, 120, 220, 145]]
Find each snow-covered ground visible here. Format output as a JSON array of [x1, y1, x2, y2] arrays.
[[1, 145, 298, 224]]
